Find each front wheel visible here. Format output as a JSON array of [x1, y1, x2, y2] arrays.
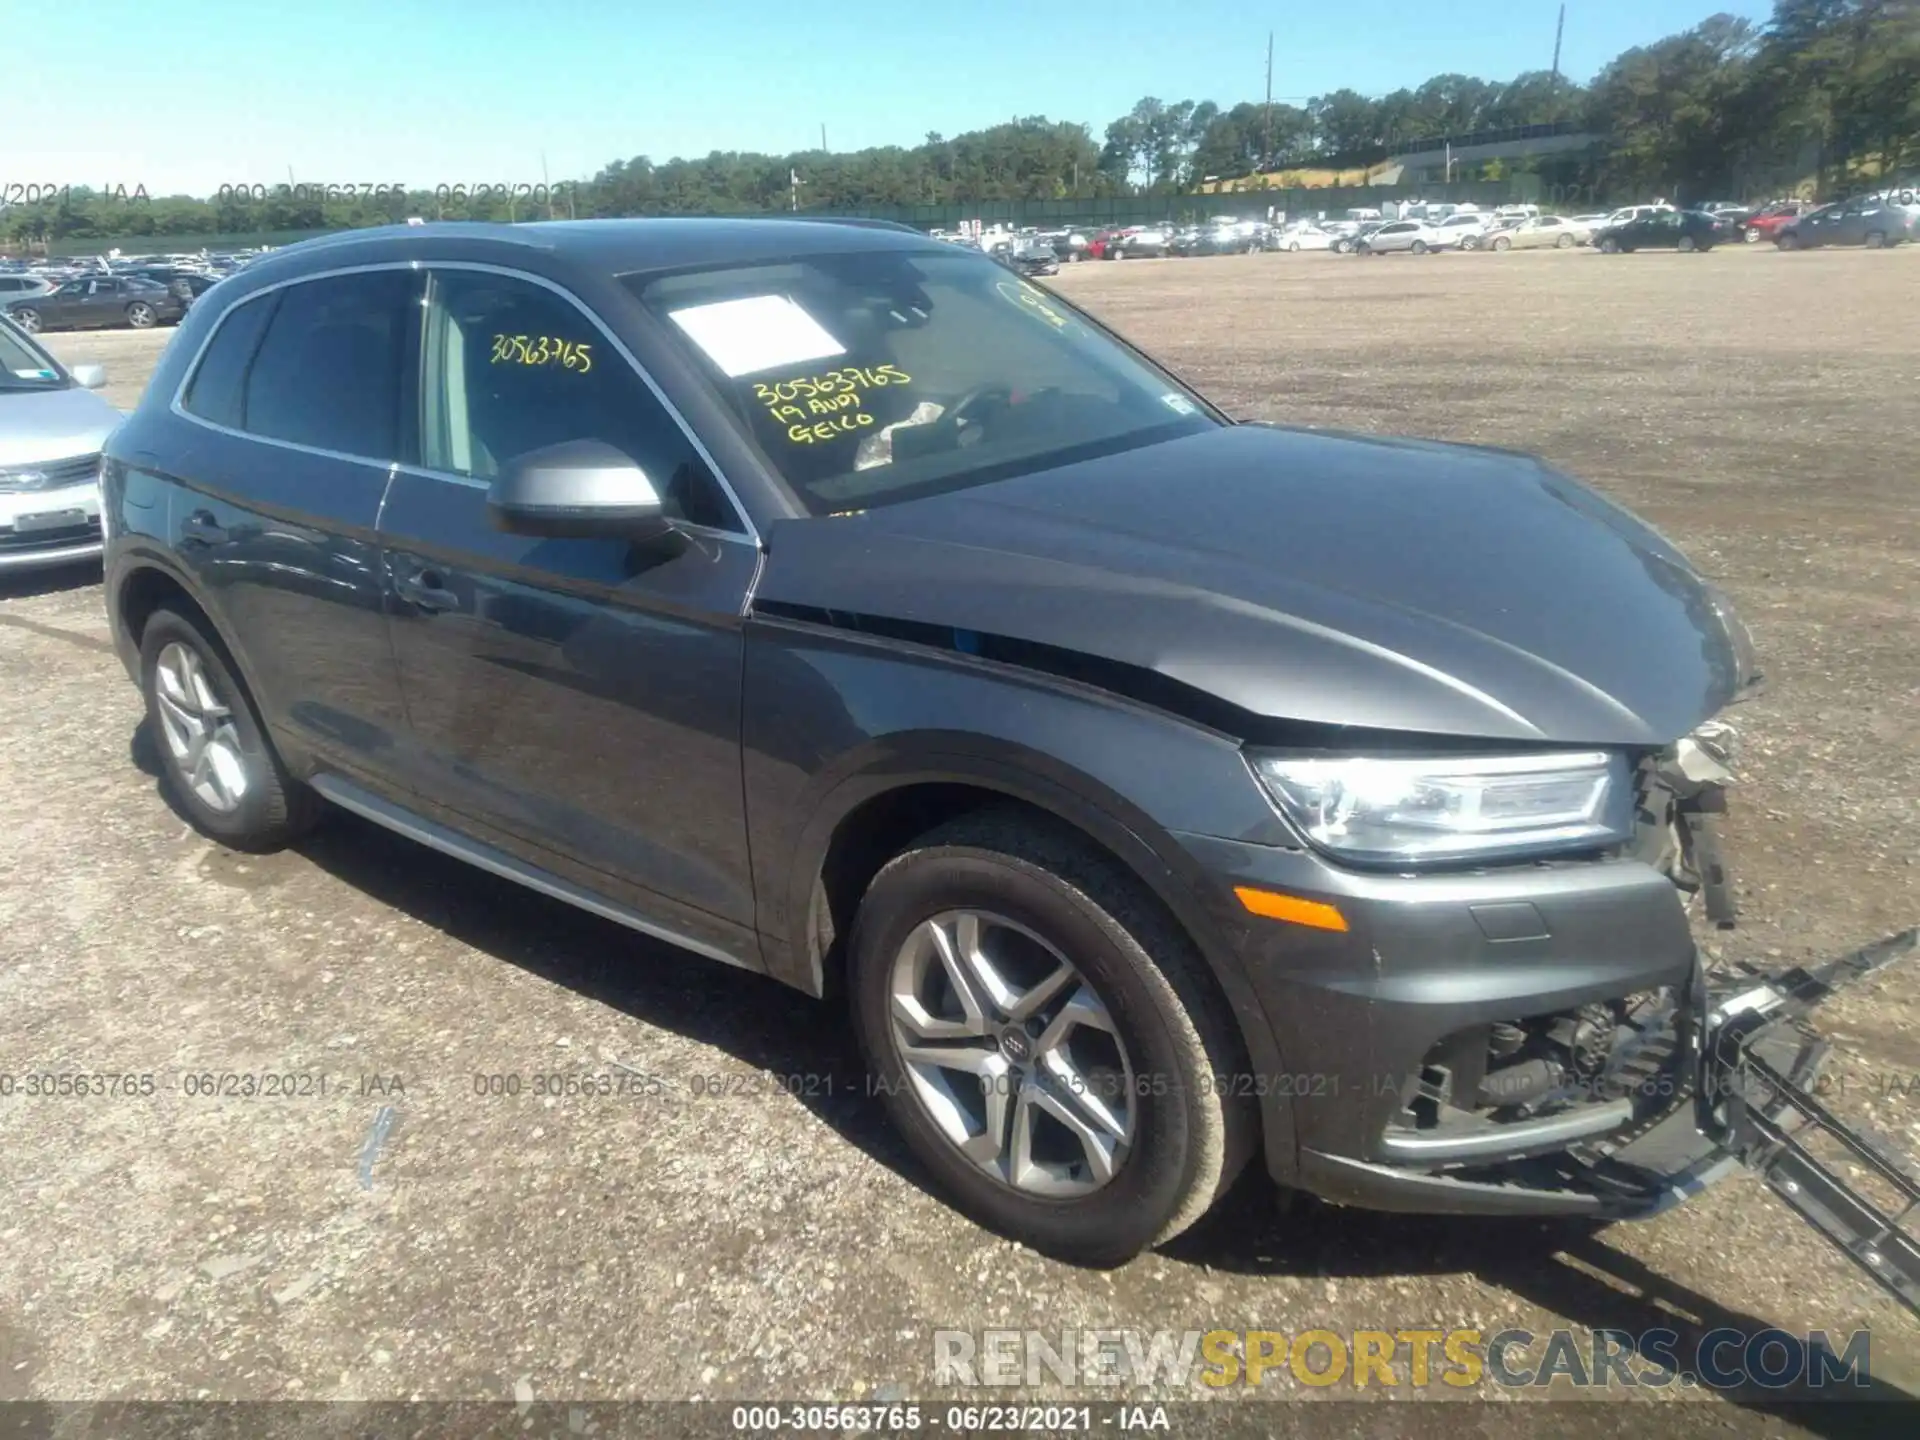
[[850, 812, 1253, 1266], [1491, 236, 1511, 252], [1599, 237, 1621, 254], [1410, 240, 1428, 255], [1743, 227, 1761, 244], [1556, 233, 1574, 249], [1287, 241, 1300, 252], [125, 302, 157, 328], [139, 607, 322, 851], [1776, 233, 1798, 251], [9, 306, 42, 333], [1865, 230, 1888, 249]]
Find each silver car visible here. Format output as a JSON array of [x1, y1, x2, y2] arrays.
[[0, 315, 121, 572]]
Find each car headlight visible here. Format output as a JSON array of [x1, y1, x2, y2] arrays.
[[1248, 750, 1630, 865]]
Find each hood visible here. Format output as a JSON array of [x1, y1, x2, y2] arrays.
[[0, 384, 123, 466], [754, 424, 1744, 746]]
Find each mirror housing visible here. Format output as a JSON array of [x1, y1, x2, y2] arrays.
[[70, 364, 107, 390], [487, 440, 670, 540]]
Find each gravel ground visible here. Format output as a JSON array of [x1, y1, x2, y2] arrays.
[[2, 246, 1917, 1432]]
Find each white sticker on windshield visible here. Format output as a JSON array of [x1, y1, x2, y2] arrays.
[[667, 295, 846, 378], [12, 369, 57, 380], [1161, 393, 1198, 416]]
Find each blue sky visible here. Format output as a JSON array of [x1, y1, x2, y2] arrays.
[[17, 0, 1776, 198]]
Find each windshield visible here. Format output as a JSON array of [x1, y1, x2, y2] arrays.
[[0, 318, 66, 391], [629, 247, 1219, 515]]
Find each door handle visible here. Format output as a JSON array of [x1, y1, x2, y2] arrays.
[[181, 510, 229, 544], [395, 566, 459, 613]]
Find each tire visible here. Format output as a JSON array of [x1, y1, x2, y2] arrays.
[[1287, 241, 1300, 252], [1599, 237, 1621, 254], [1678, 235, 1697, 253], [848, 810, 1253, 1266], [139, 606, 322, 851], [1865, 230, 1887, 249], [1776, 233, 1798, 251], [1556, 233, 1574, 248], [1491, 235, 1511, 252], [1331, 239, 1348, 254], [10, 306, 42, 333], [1743, 227, 1761, 244], [125, 302, 156, 329], [1410, 240, 1428, 255]]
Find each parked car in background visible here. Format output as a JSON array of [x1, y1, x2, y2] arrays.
[[1740, 201, 1811, 243], [1357, 220, 1451, 255], [1567, 213, 1612, 241], [0, 314, 121, 572], [126, 267, 222, 306], [1084, 229, 1124, 260], [997, 237, 1061, 278], [1111, 226, 1171, 259], [1274, 223, 1336, 252], [1776, 195, 1915, 250], [1483, 214, 1592, 251], [1594, 210, 1721, 253], [7, 275, 187, 333], [1329, 222, 1383, 254], [1435, 213, 1497, 250], [0, 275, 57, 306]]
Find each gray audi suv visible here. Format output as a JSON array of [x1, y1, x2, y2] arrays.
[[100, 219, 1759, 1264]]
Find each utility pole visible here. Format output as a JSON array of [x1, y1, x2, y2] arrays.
[[1550, 4, 1565, 86], [1262, 31, 1275, 173], [821, 123, 828, 153]]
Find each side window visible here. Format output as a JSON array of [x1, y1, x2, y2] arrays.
[[243, 271, 412, 461], [182, 290, 279, 429], [420, 268, 735, 531]]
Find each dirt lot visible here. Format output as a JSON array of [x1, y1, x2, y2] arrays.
[[4, 246, 1918, 1429]]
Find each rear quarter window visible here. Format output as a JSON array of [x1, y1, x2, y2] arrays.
[[181, 291, 279, 430]]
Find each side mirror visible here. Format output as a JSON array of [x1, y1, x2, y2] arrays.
[[71, 364, 107, 390], [486, 439, 670, 540]]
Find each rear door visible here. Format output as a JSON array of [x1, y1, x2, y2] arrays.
[[377, 264, 761, 948], [170, 267, 419, 783]]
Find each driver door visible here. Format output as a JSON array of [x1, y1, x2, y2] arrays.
[[377, 265, 762, 950]]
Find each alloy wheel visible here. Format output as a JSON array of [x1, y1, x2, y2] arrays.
[[153, 641, 250, 814], [887, 909, 1135, 1198], [127, 303, 156, 328], [11, 307, 40, 333]]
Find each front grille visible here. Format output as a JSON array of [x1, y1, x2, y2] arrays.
[[0, 453, 100, 494]]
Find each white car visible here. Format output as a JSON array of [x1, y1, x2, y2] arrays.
[[1274, 223, 1336, 252], [1356, 220, 1451, 254], [1480, 214, 1594, 251], [0, 314, 121, 572], [1435, 212, 1499, 249]]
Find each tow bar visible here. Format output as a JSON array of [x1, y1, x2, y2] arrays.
[[1699, 926, 1920, 1317]]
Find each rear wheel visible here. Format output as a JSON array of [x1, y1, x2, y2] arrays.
[[1556, 233, 1574, 248], [1491, 235, 1511, 252], [1599, 236, 1621, 254], [10, 306, 42, 333], [1743, 227, 1761, 244], [1410, 239, 1428, 255], [125, 301, 157, 328], [1865, 229, 1888, 249], [1678, 235, 1697, 253], [1776, 233, 1798, 251], [139, 607, 322, 851], [849, 811, 1253, 1265], [1287, 241, 1300, 252]]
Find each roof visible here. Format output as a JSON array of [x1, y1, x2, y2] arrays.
[[253, 216, 938, 279]]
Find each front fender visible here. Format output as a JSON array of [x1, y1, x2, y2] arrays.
[[741, 617, 1302, 1175]]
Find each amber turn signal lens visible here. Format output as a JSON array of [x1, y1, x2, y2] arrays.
[[1233, 886, 1350, 932]]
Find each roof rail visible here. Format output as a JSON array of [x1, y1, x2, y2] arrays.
[[785, 216, 925, 235]]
